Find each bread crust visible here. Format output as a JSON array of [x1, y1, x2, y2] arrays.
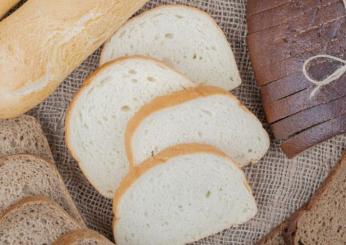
[[281, 113, 346, 158], [0, 195, 80, 226], [53, 229, 114, 245], [65, 56, 191, 198], [0, 0, 19, 18], [0, 0, 148, 119]]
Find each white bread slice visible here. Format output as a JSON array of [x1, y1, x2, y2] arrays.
[[126, 86, 270, 167], [100, 5, 241, 90], [66, 56, 195, 198], [113, 144, 257, 245], [0, 196, 82, 245], [0, 154, 84, 225], [53, 229, 114, 245]]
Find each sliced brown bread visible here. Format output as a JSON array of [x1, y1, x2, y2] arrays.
[[0, 115, 53, 161], [283, 152, 346, 244], [53, 229, 114, 245], [0, 154, 84, 225], [272, 96, 346, 140], [258, 151, 346, 244], [247, 0, 340, 33], [257, 221, 287, 245], [281, 113, 346, 158], [0, 196, 82, 244]]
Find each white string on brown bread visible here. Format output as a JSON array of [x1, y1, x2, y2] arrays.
[[304, 0, 346, 98]]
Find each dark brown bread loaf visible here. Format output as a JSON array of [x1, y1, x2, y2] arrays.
[[284, 152, 346, 244], [0, 154, 85, 225], [264, 75, 346, 123], [249, 14, 346, 84], [0, 196, 82, 245], [53, 229, 115, 245], [248, 0, 340, 34], [0, 115, 53, 161], [272, 96, 346, 140], [258, 151, 346, 244], [247, 0, 288, 17], [248, 0, 346, 157], [281, 113, 346, 158]]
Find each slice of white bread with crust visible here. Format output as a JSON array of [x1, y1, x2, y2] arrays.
[[0, 115, 53, 161], [100, 5, 241, 90], [53, 229, 114, 245], [0, 196, 82, 244], [126, 86, 270, 167], [65, 56, 195, 198], [113, 144, 257, 245], [0, 154, 84, 225]]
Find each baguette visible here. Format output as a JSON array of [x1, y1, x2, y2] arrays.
[[0, 0, 19, 18], [0, 0, 148, 119]]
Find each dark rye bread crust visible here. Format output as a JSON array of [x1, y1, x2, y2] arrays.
[[249, 14, 346, 84], [247, 0, 288, 17], [264, 75, 346, 123], [281, 113, 346, 158], [283, 151, 346, 244], [247, 0, 346, 157], [257, 152, 346, 244], [248, 0, 340, 34], [272, 96, 346, 140]]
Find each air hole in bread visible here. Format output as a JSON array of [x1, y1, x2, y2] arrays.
[[165, 33, 174, 39], [131, 79, 138, 83], [175, 14, 183, 19], [119, 31, 126, 38], [121, 106, 131, 112], [192, 54, 197, 59], [147, 76, 156, 82], [128, 69, 137, 75]]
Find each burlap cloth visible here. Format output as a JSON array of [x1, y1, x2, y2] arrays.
[[26, 0, 346, 244]]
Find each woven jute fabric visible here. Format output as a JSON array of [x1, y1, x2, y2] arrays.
[[26, 0, 346, 244]]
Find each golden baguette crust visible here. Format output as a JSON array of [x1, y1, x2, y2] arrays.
[[0, 0, 148, 119], [112, 143, 253, 229], [0, 0, 19, 18], [125, 85, 254, 166], [53, 229, 114, 245]]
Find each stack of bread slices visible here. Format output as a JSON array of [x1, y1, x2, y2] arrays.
[[66, 5, 270, 245], [0, 115, 114, 244]]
